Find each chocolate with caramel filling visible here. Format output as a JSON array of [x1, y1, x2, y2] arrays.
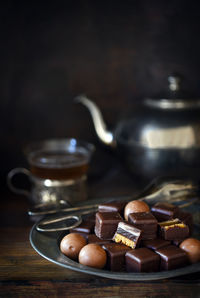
[[159, 218, 189, 241], [113, 222, 142, 249]]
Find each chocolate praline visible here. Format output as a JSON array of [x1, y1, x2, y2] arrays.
[[180, 238, 200, 264], [78, 243, 107, 269], [60, 233, 86, 260], [124, 200, 150, 221]]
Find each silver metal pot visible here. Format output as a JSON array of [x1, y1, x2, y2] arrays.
[[75, 75, 200, 179]]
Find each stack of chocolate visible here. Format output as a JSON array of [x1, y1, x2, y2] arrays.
[[67, 200, 198, 273]]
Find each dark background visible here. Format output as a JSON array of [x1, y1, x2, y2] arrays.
[[1, 0, 200, 190]]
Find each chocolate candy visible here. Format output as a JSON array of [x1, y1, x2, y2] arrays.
[[113, 222, 142, 249], [159, 218, 189, 241], [61, 199, 196, 273], [95, 212, 123, 240], [87, 234, 111, 245], [151, 202, 179, 222], [180, 238, 200, 264], [60, 233, 87, 260], [142, 238, 171, 251], [156, 245, 188, 270], [125, 247, 160, 272], [98, 201, 126, 216], [124, 200, 150, 221], [178, 211, 193, 235], [128, 212, 158, 240], [102, 243, 131, 271], [78, 243, 107, 269], [70, 217, 95, 238]]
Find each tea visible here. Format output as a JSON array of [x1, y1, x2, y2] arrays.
[[8, 139, 94, 206], [29, 150, 89, 180]]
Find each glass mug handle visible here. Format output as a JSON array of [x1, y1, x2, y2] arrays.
[[7, 167, 31, 197]]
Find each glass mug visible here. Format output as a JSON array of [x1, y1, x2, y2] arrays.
[[7, 138, 95, 208]]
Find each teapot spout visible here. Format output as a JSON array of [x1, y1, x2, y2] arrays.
[[75, 95, 115, 147]]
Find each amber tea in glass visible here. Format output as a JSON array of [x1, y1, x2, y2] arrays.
[[7, 139, 95, 206], [29, 150, 89, 180], [26, 139, 94, 181]]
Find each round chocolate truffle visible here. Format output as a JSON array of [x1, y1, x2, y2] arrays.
[[79, 244, 107, 269], [124, 200, 150, 220], [60, 233, 86, 260], [180, 238, 200, 264]]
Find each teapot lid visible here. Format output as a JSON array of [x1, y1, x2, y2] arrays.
[[145, 75, 200, 109]]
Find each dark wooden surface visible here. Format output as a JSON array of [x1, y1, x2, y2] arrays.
[[1, 170, 200, 298]]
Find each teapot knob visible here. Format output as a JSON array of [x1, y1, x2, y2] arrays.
[[168, 75, 181, 92]]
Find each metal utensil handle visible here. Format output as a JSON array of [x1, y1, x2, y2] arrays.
[[28, 202, 99, 216], [36, 214, 82, 232], [7, 167, 31, 197]]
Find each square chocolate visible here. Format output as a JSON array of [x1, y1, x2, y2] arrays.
[[102, 243, 131, 271], [151, 202, 179, 222], [125, 248, 160, 272], [142, 239, 171, 251], [178, 211, 193, 235], [95, 212, 123, 240], [158, 218, 189, 241], [70, 218, 95, 238], [155, 245, 188, 270], [113, 222, 142, 249], [128, 212, 158, 240], [98, 201, 126, 216], [83, 213, 96, 223]]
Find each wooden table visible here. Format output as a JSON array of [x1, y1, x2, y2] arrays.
[[1, 170, 200, 297]]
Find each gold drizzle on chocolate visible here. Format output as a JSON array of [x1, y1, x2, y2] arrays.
[[159, 218, 187, 230], [164, 223, 186, 230], [159, 218, 180, 227]]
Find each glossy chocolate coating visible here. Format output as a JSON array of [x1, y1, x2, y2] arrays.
[[159, 219, 189, 241], [102, 243, 131, 271], [142, 238, 171, 251], [60, 233, 87, 260], [180, 238, 200, 264], [70, 218, 95, 236], [124, 200, 150, 221], [156, 245, 188, 270], [98, 201, 126, 216], [151, 202, 179, 222], [125, 247, 160, 272], [78, 243, 107, 269], [128, 212, 158, 240], [178, 211, 193, 235], [95, 212, 123, 240]]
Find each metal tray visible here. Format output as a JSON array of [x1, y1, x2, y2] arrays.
[[30, 197, 200, 281]]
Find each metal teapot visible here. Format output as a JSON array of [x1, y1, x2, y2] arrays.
[[75, 75, 200, 179]]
